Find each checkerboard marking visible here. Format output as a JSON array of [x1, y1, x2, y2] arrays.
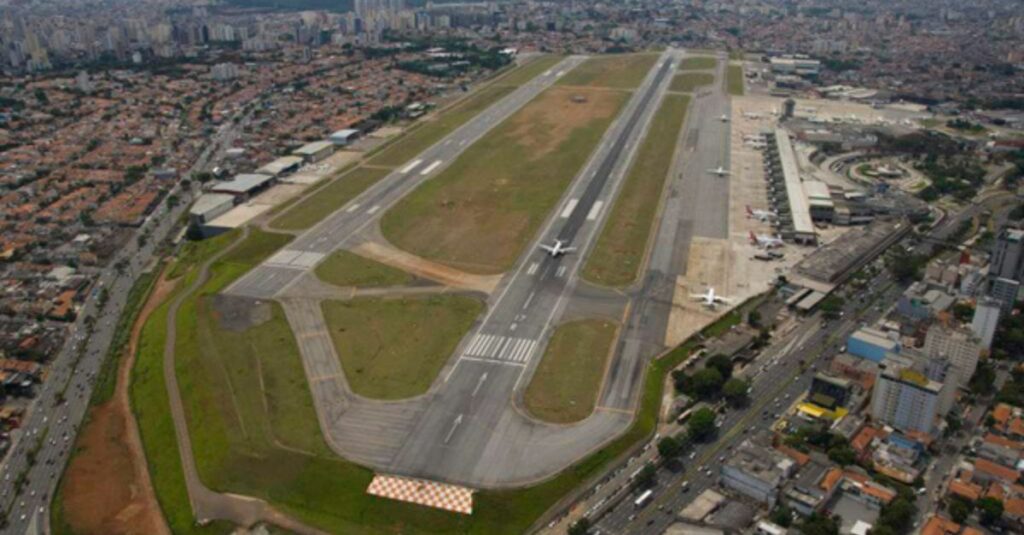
[[366, 474, 474, 515]]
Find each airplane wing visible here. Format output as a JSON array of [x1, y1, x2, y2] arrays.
[[715, 296, 734, 305], [539, 244, 555, 253]]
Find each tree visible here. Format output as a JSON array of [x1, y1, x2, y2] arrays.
[[706, 354, 733, 379], [969, 361, 996, 396], [692, 368, 724, 399], [976, 497, 1003, 525], [827, 444, 856, 466], [947, 496, 972, 523], [723, 378, 750, 407], [657, 436, 684, 459], [819, 296, 845, 320], [769, 506, 793, 527], [672, 369, 691, 393], [567, 517, 590, 535], [748, 310, 762, 328], [635, 462, 657, 488], [876, 497, 916, 533], [688, 407, 717, 442], [797, 512, 839, 535]]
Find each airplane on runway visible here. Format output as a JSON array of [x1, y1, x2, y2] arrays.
[[746, 205, 778, 222], [707, 166, 731, 177], [690, 287, 733, 308], [719, 114, 729, 122], [539, 239, 576, 257], [749, 231, 784, 249]]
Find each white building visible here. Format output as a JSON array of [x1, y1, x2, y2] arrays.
[[970, 297, 1001, 351], [720, 440, 795, 505], [923, 323, 982, 390], [870, 356, 952, 434]]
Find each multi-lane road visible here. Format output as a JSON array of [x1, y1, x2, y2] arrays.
[[0, 118, 242, 534]]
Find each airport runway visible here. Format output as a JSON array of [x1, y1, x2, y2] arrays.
[[227, 49, 739, 488], [226, 55, 587, 299]]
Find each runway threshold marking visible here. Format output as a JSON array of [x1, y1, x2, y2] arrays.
[[527, 262, 539, 275], [420, 160, 443, 175], [462, 334, 537, 363], [367, 205, 381, 215], [400, 159, 423, 173], [560, 198, 579, 218], [586, 200, 604, 221], [345, 203, 360, 213], [556, 266, 567, 278]]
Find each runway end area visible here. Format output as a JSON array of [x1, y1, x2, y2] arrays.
[[367, 474, 474, 515]]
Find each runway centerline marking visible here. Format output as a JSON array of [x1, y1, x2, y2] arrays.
[[472, 373, 488, 397], [420, 159, 443, 175], [560, 198, 579, 218], [367, 205, 381, 215], [399, 159, 423, 174]]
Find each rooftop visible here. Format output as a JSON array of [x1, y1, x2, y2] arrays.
[[774, 129, 815, 236]]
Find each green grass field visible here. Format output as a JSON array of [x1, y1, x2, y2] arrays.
[[678, 56, 717, 70], [135, 223, 758, 534], [321, 295, 482, 399], [168, 230, 241, 279], [726, 65, 745, 96], [381, 86, 629, 274], [495, 55, 564, 87], [669, 72, 714, 93], [269, 167, 390, 231], [314, 250, 413, 288], [523, 319, 618, 423], [583, 94, 689, 287], [557, 53, 659, 90]]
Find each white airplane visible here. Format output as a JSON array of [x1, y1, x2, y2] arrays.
[[707, 166, 731, 177], [690, 287, 733, 308], [746, 205, 778, 222], [539, 239, 576, 257], [749, 231, 784, 249], [719, 114, 729, 122]]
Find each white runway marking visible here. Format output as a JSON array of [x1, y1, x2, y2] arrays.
[[543, 70, 552, 76], [586, 200, 604, 221], [345, 203, 360, 213], [420, 160, 443, 175], [556, 266, 567, 278], [556, 70, 565, 77], [400, 159, 423, 173], [367, 205, 381, 215], [462, 334, 538, 363], [560, 198, 579, 218], [527, 262, 539, 275]]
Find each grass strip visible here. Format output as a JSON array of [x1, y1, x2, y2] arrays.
[[524, 319, 618, 423], [314, 250, 412, 288], [669, 72, 714, 93], [269, 167, 390, 231], [583, 94, 689, 287], [556, 53, 659, 89], [321, 295, 483, 400], [678, 56, 717, 70], [727, 65, 745, 96]]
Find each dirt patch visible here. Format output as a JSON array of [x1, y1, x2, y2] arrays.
[[211, 294, 273, 332], [60, 273, 175, 535], [353, 241, 501, 294]]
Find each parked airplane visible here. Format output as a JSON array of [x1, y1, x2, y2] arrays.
[[690, 287, 733, 308], [539, 239, 576, 257], [749, 231, 784, 249], [707, 166, 731, 177], [746, 205, 778, 222]]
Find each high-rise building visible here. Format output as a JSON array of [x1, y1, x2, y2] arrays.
[[870, 355, 952, 434], [989, 227, 1024, 282], [971, 297, 1001, 350], [924, 322, 982, 390], [990, 277, 1020, 314]]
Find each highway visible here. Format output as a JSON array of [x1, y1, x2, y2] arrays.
[[591, 270, 905, 535], [0, 117, 241, 534]]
